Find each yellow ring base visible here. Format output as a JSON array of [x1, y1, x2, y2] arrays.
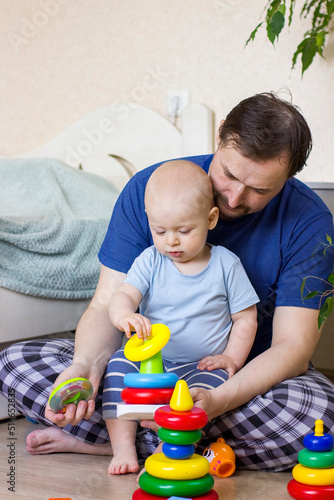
[[145, 452, 209, 480], [292, 463, 334, 486]]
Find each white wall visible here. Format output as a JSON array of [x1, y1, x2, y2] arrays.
[[1, 0, 333, 182]]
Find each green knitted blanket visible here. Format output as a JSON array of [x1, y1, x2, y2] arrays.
[[0, 158, 119, 299]]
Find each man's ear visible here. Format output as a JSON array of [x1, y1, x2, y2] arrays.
[[208, 207, 219, 230], [215, 119, 225, 147]]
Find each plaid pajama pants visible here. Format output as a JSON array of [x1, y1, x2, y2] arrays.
[[1, 338, 333, 471]]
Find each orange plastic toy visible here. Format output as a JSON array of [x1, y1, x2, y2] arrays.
[[203, 437, 236, 478]]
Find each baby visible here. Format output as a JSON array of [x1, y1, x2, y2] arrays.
[[103, 160, 259, 474]]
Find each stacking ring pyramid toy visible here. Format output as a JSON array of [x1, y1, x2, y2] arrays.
[[117, 324, 179, 420], [133, 380, 218, 500], [287, 419, 334, 499]]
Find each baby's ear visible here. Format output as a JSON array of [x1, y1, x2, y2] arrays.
[[208, 207, 219, 229]]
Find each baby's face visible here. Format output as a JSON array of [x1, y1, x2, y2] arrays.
[[146, 196, 214, 265]]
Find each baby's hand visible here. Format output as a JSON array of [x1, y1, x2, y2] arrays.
[[117, 314, 152, 340], [197, 354, 237, 379]]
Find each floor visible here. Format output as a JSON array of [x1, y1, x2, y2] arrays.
[[0, 418, 294, 500]]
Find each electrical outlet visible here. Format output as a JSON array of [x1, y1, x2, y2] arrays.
[[167, 90, 190, 118]]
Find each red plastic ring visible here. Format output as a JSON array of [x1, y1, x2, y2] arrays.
[[132, 488, 219, 500], [287, 479, 334, 499], [121, 387, 174, 405], [155, 405, 208, 430]]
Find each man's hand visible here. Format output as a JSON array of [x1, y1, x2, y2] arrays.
[[140, 388, 222, 427], [197, 354, 237, 378], [44, 362, 100, 428], [117, 313, 152, 340], [139, 419, 160, 433], [189, 386, 222, 421]]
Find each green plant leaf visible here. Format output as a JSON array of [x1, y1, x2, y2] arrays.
[[304, 290, 318, 300], [328, 273, 334, 285], [266, 0, 286, 44], [288, 0, 296, 25], [245, 22, 264, 45], [277, 2, 286, 15], [300, 276, 307, 299], [302, 0, 319, 18], [301, 37, 317, 73], [316, 30, 326, 56], [266, 0, 285, 19], [292, 48, 300, 69], [269, 10, 285, 42], [318, 296, 334, 329], [266, 26, 275, 44], [326, 234, 332, 245], [328, 1, 334, 16], [312, 3, 325, 29], [292, 37, 308, 69]]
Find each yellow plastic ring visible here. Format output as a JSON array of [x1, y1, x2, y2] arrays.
[[292, 463, 334, 486], [145, 452, 209, 480], [124, 323, 170, 362]]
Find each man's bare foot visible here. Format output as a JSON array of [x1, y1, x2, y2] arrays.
[[26, 427, 111, 455], [108, 443, 139, 475], [136, 466, 146, 482]]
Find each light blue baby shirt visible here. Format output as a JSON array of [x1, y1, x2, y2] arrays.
[[124, 245, 259, 363]]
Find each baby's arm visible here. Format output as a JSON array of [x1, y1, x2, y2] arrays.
[[109, 283, 151, 339], [197, 304, 257, 378], [221, 304, 258, 371]]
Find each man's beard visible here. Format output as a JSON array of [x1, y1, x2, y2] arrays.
[[214, 193, 251, 219]]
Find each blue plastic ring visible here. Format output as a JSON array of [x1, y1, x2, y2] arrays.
[[162, 442, 195, 460], [124, 372, 179, 388], [304, 434, 334, 452]]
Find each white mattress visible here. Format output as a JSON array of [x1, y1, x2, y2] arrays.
[[0, 288, 89, 343]]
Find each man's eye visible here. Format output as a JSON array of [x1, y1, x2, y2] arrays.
[[224, 170, 235, 179]]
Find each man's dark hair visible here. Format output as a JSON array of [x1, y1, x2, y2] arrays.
[[218, 92, 312, 177]]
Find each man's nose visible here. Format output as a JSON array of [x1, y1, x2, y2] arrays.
[[228, 183, 245, 208]]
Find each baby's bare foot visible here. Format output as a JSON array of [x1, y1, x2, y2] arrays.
[[108, 444, 139, 475]]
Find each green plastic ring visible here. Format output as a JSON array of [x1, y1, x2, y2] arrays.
[[139, 471, 214, 497], [48, 377, 93, 413], [158, 427, 202, 445], [298, 448, 334, 469]]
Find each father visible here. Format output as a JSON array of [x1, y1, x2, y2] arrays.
[[0, 92, 333, 470]]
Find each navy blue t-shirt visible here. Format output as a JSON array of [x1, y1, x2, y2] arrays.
[[99, 154, 334, 362]]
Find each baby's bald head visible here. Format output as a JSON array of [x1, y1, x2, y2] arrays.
[[145, 160, 214, 214]]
